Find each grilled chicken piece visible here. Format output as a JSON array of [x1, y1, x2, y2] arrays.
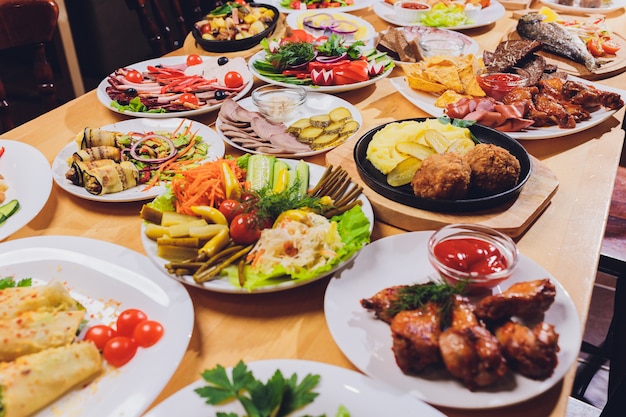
[[450, 294, 479, 329], [390, 302, 442, 374], [360, 285, 408, 324], [534, 94, 576, 128], [495, 321, 560, 380], [475, 278, 556, 321]]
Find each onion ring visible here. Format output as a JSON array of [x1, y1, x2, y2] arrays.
[[130, 134, 178, 163]]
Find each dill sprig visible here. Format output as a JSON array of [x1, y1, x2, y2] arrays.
[[388, 279, 468, 319], [253, 181, 324, 221]]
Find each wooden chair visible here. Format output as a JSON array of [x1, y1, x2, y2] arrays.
[[125, 0, 215, 57], [0, 0, 59, 133]]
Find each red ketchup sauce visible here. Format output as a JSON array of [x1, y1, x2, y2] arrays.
[[401, 2, 430, 9], [476, 73, 527, 101], [433, 237, 508, 275]]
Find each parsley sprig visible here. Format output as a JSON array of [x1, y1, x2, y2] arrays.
[[0, 276, 32, 289]]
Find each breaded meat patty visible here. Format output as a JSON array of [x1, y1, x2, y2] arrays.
[[463, 144, 521, 194], [411, 153, 471, 200]]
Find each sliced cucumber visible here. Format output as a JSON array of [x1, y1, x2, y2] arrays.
[[295, 160, 309, 198], [0, 199, 19, 224], [272, 160, 290, 194], [246, 154, 276, 191]]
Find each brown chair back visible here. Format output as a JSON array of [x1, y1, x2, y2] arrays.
[[0, 0, 59, 133]]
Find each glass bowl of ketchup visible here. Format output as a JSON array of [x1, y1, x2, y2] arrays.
[[476, 72, 528, 102], [427, 223, 519, 294]]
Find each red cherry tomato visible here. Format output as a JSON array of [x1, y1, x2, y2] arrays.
[[186, 54, 203, 66], [230, 212, 264, 245], [219, 199, 246, 224], [133, 320, 164, 347], [179, 93, 199, 105], [234, 0, 247, 4], [84, 324, 117, 350], [116, 308, 148, 338], [125, 69, 143, 83], [103, 336, 138, 367], [224, 71, 244, 88]]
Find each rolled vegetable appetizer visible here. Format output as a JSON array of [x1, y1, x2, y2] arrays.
[[83, 161, 139, 195], [76, 127, 125, 149], [71, 145, 122, 163], [0, 281, 78, 321], [65, 159, 117, 186]]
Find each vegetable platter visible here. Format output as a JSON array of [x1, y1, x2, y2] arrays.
[[96, 55, 254, 118], [249, 30, 395, 92], [272, 0, 373, 14], [51, 118, 225, 202], [140, 154, 374, 293]]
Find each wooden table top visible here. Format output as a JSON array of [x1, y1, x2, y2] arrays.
[[1, 1, 625, 416]]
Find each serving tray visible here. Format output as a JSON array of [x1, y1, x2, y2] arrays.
[[325, 136, 559, 238]]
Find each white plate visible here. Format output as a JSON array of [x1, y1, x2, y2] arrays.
[[51, 118, 225, 202], [324, 231, 582, 409], [217, 92, 363, 157], [96, 56, 254, 118], [249, 50, 394, 93], [141, 159, 375, 293], [373, 0, 506, 30], [389, 75, 626, 140], [144, 358, 446, 417], [0, 140, 52, 241], [0, 235, 194, 417], [271, 0, 372, 14], [539, 0, 625, 14], [285, 10, 377, 47]]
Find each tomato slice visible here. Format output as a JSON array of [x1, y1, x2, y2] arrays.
[[602, 39, 621, 54], [587, 38, 604, 57]]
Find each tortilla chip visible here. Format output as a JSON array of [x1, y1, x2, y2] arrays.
[[434, 90, 470, 107], [424, 65, 463, 93], [407, 74, 448, 94]]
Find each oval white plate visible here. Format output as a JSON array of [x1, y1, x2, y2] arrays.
[[217, 91, 363, 157], [144, 358, 446, 417], [539, 0, 625, 14], [142, 159, 374, 293], [373, 0, 506, 30], [51, 118, 225, 202], [389, 75, 626, 140], [324, 231, 582, 409], [271, 0, 373, 14], [286, 10, 377, 47], [0, 140, 52, 241], [249, 50, 394, 93], [0, 235, 194, 417], [96, 56, 253, 118]]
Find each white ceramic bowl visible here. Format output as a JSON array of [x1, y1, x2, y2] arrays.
[[394, 1, 431, 25]]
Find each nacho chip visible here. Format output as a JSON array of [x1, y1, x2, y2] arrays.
[[434, 90, 471, 107]]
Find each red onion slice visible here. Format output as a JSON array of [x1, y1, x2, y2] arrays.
[[130, 134, 178, 163], [316, 53, 347, 63]]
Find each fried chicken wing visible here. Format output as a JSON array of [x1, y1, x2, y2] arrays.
[[474, 278, 556, 321], [390, 302, 442, 374], [360, 285, 408, 324], [495, 321, 560, 380], [450, 294, 479, 329]]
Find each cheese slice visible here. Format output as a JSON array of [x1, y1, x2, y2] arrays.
[[0, 310, 85, 362], [0, 281, 78, 320], [0, 341, 102, 417]]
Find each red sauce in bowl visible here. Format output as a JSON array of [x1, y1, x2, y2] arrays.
[[433, 238, 508, 275], [401, 2, 430, 9], [476, 73, 527, 101]]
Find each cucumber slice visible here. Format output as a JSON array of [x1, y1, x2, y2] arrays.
[[0, 199, 19, 224], [272, 160, 290, 193], [295, 160, 309, 198], [246, 154, 276, 191]]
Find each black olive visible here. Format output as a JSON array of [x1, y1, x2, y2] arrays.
[[217, 57, 229, 66], [118, 98, 130, 105], [125, 88, 138, 97], [215, 90, 227, 100]]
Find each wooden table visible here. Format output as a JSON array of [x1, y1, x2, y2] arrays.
[[1, 2, 625, 416]]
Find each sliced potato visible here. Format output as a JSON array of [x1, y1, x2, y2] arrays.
[[446, 138, 476, 155], [423, 129, 452, 154], [387, 157, 422, 187], [396, 141, 436, 160]]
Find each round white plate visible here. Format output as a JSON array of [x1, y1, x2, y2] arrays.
[[96, 56, 253, 118], [539, 0, 625, 14], [248, 50, 394, 93], [0, 140, 52, 241], [144, 358, 446, 417], [142, 159, 375, 293], [324, 231, 582, 409], [217, 91, 363, 157], [271, 0, 373, 14], [51, 118, 225, 202], [285, 10, 377, 47], [373, 0, 506, 30], [0, 235, 194, 417], [389, 75, 626, 140]]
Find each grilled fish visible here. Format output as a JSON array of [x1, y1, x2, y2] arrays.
[[517, 13, 599, 72]]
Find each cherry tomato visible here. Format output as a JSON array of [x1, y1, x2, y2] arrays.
[[224, 71, 244, 88], [602, 39, 621, 55], [84, 324, 117, 350], [186, 54, 203, 66], [116, 308, 148, 338], [219, 199, 246, 223], [179, 93, 199, 105], [234, 0, 247, 4], [230, 212, 265, 245], [133, 320, 164, 347], [125, 69, 143, 83], [103, 336, 138, 367]]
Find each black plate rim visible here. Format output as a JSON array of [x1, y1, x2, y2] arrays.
[[191, 3, 280, 53], [353, 118, 533, 213]]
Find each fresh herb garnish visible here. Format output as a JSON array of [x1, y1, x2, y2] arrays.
[[267, 42, 316, 71], [316, 35, 364, 59], [253, 182, 325, 221], [194, 360, 321, 417], [388, 279, 468, 319], [0, 276, 32, 289]]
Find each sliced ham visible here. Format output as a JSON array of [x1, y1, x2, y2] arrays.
[[445, 97, 534, 132]]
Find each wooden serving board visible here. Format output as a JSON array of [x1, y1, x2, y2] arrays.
[[326, 137, 559, 239]]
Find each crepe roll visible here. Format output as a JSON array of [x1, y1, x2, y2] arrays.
[[65, 159, 117, 186], [76, 127, 125, 149], [0, 341, 102, 417], [0, 310, 85, 362], [0, 281, 78, 321], [71, 145, 122, 163], [83, 160, 139, 195]]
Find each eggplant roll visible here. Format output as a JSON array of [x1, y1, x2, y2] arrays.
[[65, 159, 117, 186], [0, 310, 85, 362], [83, 160, 139, 195], [0, 281, 78, 321], [71, 145, 122, 163], [0, 341, 102, 417], [76, 127, 125, 149]]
